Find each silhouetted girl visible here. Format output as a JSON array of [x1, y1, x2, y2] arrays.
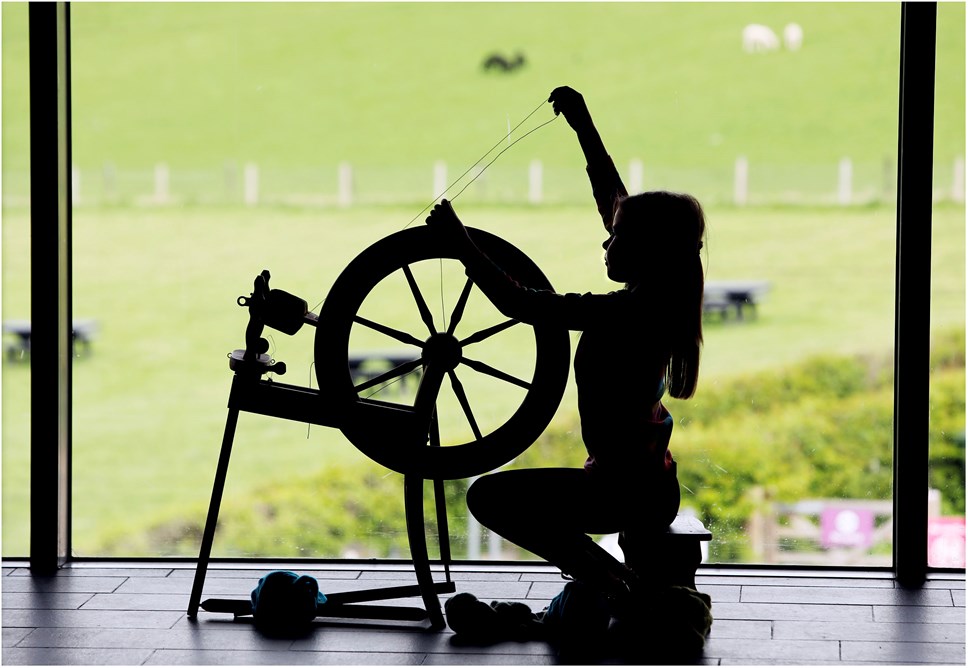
[[426, 85, 706, 605]]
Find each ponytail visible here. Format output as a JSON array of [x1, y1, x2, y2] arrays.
[[666, 252, 704, 399]]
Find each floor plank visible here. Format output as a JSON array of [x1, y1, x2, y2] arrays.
[[1, 647, 156, 665], [709, 601, 874, 622], [143, 649, 425, 665], [740, 585, 955, 606], [2, 608, 185, 629], [773, 620, 965, 642], [873, 605, 967, 624], [1, 592, 95, 610], [703, 637, 841, 662], [841, 640, 967, 664], [1, 576, 126, 594], [2, 627, 33, 648]]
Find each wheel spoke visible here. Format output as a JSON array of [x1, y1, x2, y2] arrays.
[[402, 264, 437, 336], [460, 356, 531, 391], [446, 278, 474, 336], [459, 318, 519, 347], [447, 370, 483, 441], [353, 315, 425, 348], [353, 358, 423, 394]]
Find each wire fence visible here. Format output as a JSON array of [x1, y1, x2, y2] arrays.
[[2, 156, 964, 209]]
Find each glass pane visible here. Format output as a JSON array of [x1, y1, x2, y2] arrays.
[[928, 1, 966, 571], [62, 2, 958, 567], [2, 1, 31, 558]]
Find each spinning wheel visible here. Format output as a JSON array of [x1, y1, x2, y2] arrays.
[[188, 226, 569, 629], [315, 226, 571, 480]]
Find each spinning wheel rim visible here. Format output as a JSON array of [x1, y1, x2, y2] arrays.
[[314, 226, 570, 480]]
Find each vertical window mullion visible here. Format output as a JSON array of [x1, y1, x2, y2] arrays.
[[893, 1, 937, 587], [28, 0, 72, 573]]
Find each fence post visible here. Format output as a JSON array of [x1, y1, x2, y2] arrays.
[[488, 528, 503, 559], [528, 159, 543, 204], [466, 476, 481, 560], [103, 162, 117, 203], [748, 485, 767, 561], [472, 165, 487, 200], [154, 163, 170, 204], [71, 164, 79, 205], [734, 156, 748, 206], [628, 158, 643, 194], [243, 162, 259, 206], [433, 160, 447, 200], [883, 156, 894, 203], [838, 157, 853, 205], [338, 162, 353, 207], [466, 514, 481, 560], [224, 161, 238, 203], [953, 156, 965, 203]]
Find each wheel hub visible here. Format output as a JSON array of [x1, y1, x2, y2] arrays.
[[421, 333, 462, 372]]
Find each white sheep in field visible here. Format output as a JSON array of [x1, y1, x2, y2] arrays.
[[784, 22, 804, 51], [742, 24, 779, 53]]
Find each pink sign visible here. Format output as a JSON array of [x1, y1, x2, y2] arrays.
[[821, 507, 875, 548], [928, 517, 966, 568]]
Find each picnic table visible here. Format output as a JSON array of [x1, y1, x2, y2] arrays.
[[347, 349, 421, 393], [703, 280, 771, 320], [2, 318, 98, 361]]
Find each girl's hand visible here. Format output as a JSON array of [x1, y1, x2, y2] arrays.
[[425, 199, 472, 252], [549, 86, 594, 133]]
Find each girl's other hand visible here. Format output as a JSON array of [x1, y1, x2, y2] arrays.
[[549, 86, 593, 132], [425, 199, 471, 251]]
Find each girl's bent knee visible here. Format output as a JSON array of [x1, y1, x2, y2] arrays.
[[465, 475, 496, 520], [466, 473, 520, 528]]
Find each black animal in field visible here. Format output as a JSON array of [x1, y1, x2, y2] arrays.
[[482, 52, 526, 73]]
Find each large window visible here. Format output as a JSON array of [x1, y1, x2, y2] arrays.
[[1, 1, 32, 558], [3, 2, 963, 571]]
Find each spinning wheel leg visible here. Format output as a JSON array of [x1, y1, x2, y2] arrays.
[[188, 407, 240, 618], [405, 475, 446, 630], [428, 414, 452, 582], [433, 478, 452, 578]]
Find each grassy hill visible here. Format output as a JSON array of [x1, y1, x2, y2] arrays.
[[2, 2, 965, 175]]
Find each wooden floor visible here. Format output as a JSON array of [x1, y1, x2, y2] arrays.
[[1, 561, 964, 665]]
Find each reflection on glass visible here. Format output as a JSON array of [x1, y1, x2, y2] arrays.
[[2, 2, 956, 563]]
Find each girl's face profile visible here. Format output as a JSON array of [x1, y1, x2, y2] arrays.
[[604, 208, 641, 284]]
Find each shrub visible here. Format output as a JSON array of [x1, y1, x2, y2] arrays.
[[113, 328, 964, 563]]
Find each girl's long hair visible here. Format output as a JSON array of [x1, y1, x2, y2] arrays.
[[618, 191, 706, 399]]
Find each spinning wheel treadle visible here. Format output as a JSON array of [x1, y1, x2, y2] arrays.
[[315, 226, 570, 481]]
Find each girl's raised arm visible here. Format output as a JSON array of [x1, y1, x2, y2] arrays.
[[549, 86, 628, 232]]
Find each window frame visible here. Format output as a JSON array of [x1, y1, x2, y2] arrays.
[[23, 2, 952, 583]]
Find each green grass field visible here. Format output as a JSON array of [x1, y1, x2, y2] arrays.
[[2, 2, 965, 173], [1, 2, 964, 557]]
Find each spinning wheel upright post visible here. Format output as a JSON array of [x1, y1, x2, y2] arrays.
[[187, 226, 570, 630]]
